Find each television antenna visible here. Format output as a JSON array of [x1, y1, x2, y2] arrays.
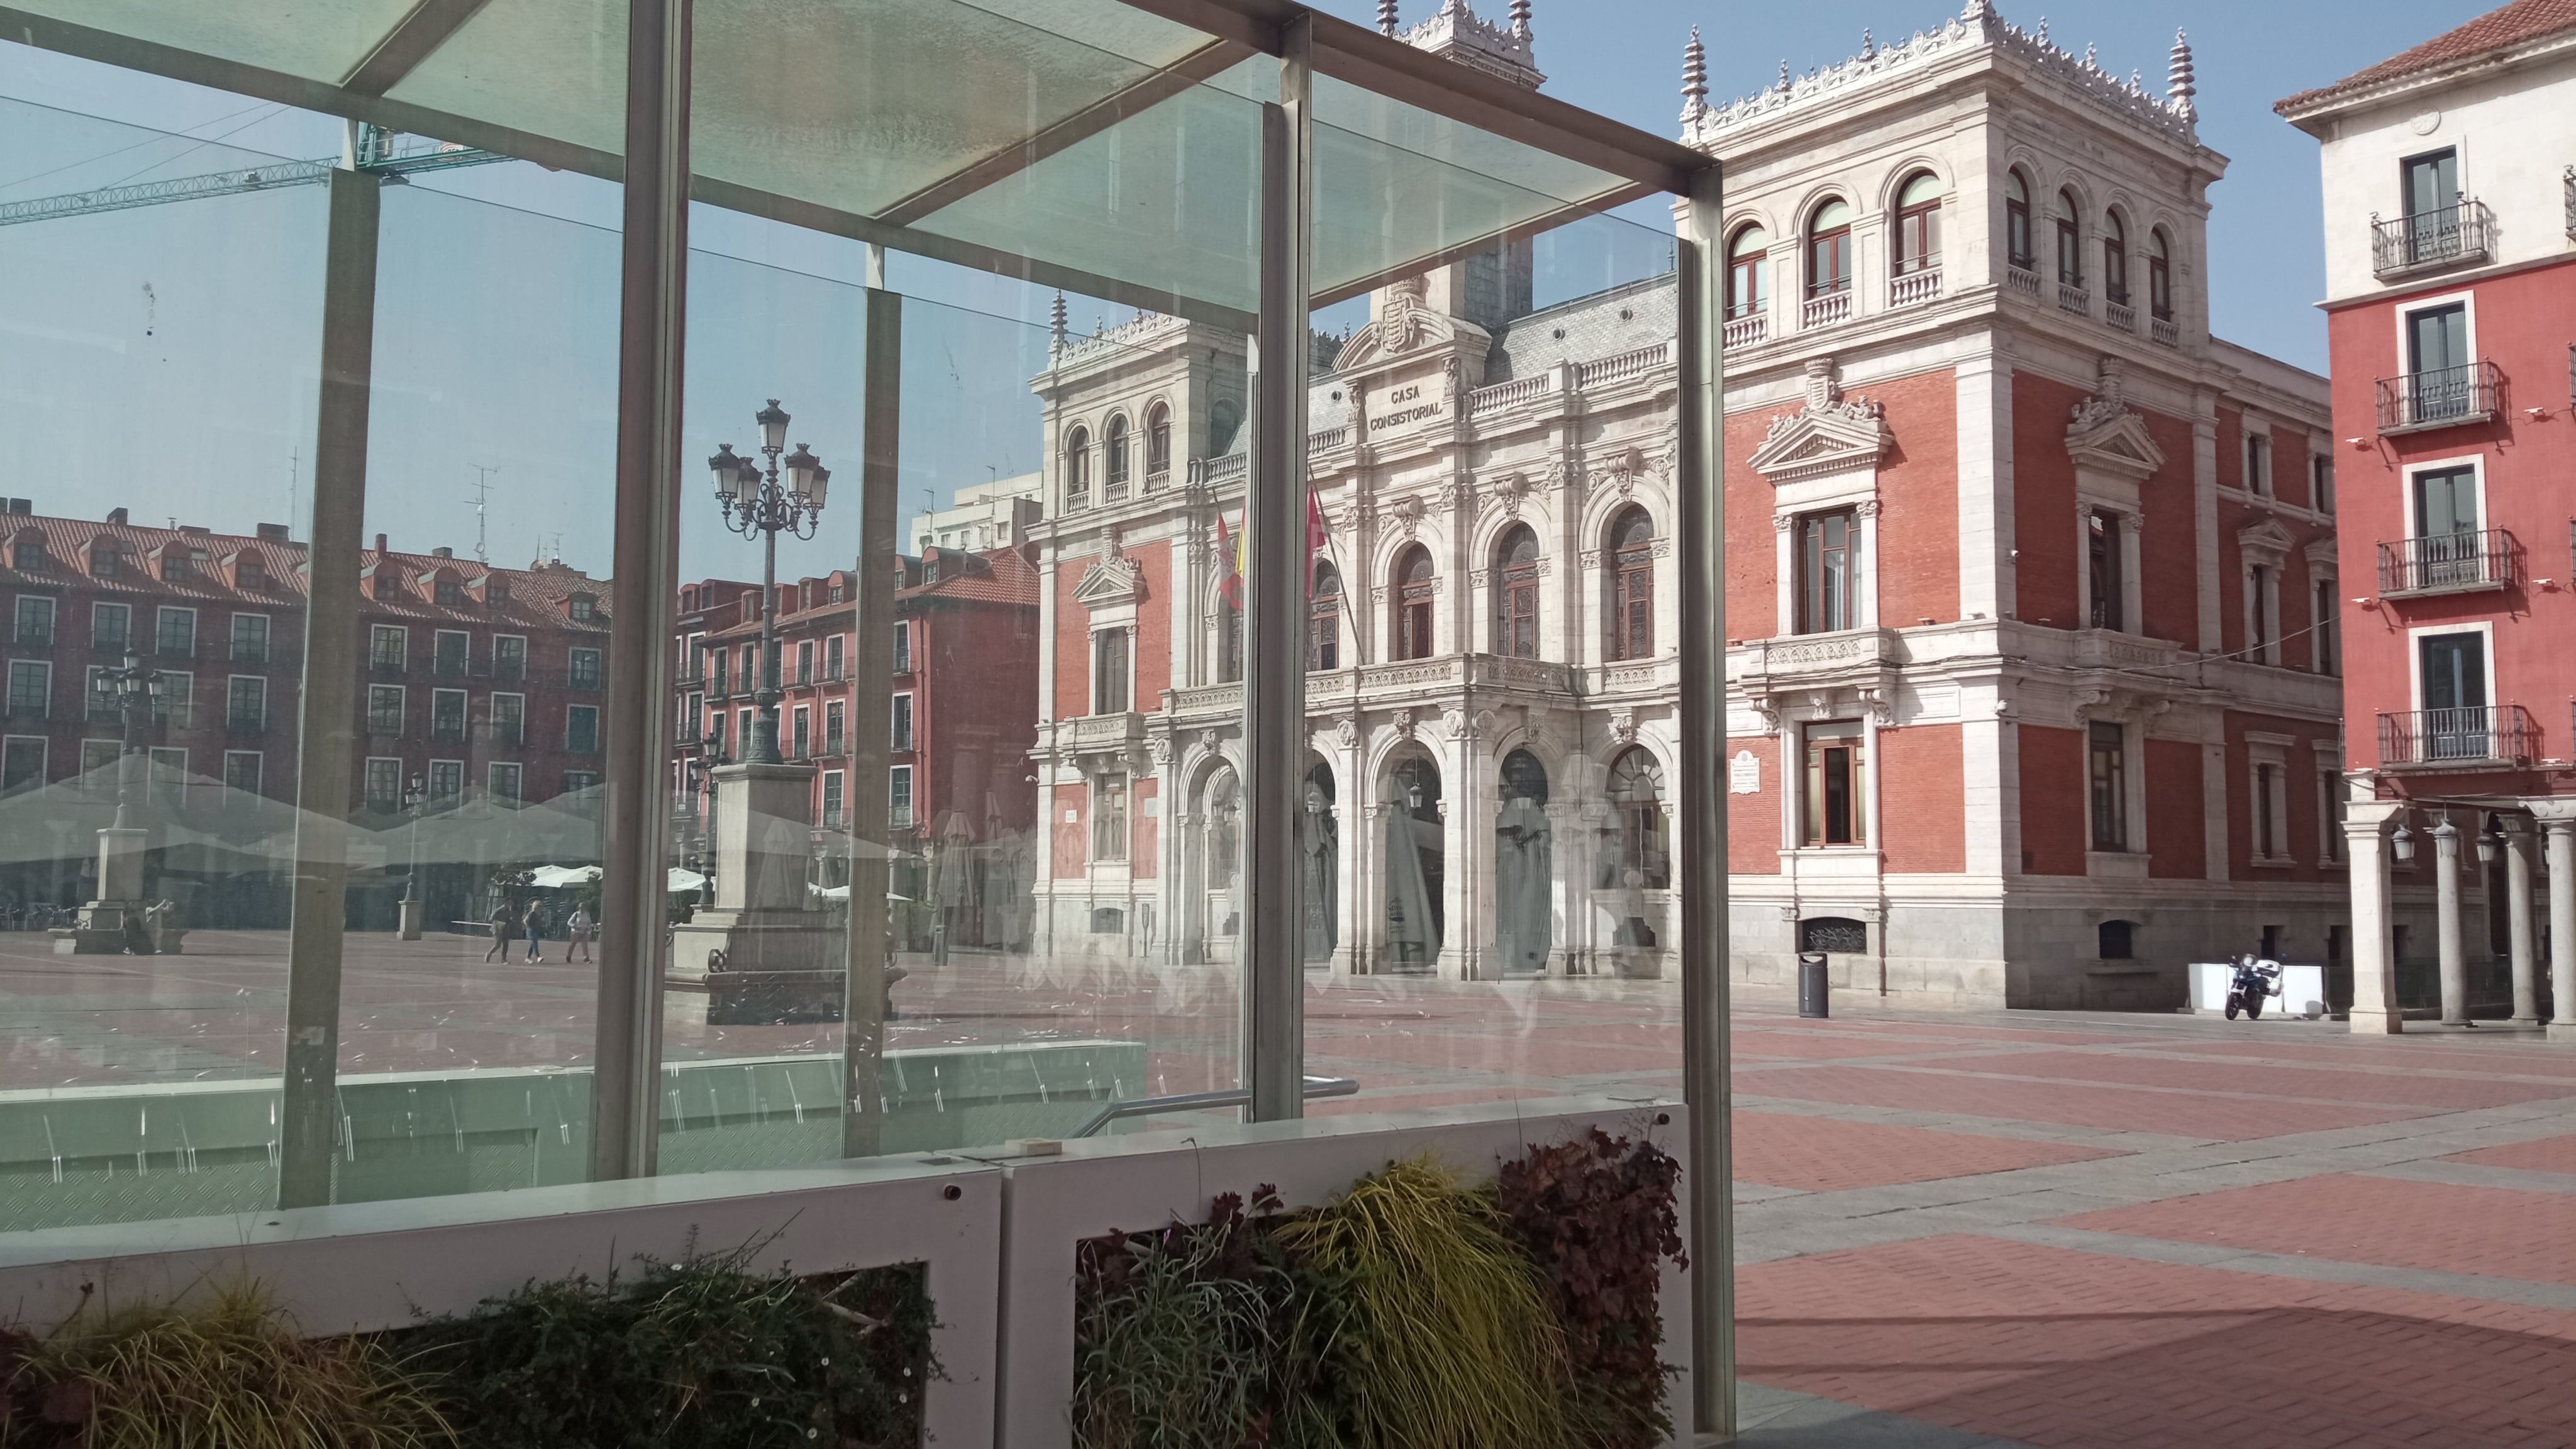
[[467, 464, 499, 564]]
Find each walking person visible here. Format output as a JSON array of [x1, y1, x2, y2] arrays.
[[565, 902, 594, 963], [523, 898, 546, 963], [484, 899, 516, 963]]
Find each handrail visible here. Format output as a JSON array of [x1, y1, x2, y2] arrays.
[[1073, 1074, 1358, 1137]]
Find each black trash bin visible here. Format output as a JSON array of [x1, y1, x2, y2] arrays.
[[1797, 952, 1831, 1018]]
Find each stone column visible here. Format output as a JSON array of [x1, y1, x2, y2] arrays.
[[2434, 816, 2468, 1026], [2507, 814, 2540, 1026], [2538, 804, 2576, 1043], [2344, 799, 2403, 1034]]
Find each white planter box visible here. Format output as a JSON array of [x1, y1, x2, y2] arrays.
[[2189, 961, 2329, 1018], [976, 1094, 1693, 1449]]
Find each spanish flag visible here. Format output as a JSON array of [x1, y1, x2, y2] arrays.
[[1215, 494, 1328, 608]]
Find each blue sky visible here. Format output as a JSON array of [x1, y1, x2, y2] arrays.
[[0, 1, 2494, 582]]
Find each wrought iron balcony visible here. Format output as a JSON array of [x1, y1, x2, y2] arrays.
[[2378, 704, 2537, 770], [2371, 199, 2494, 279], [2375, 360, 2499, 433], [2377, 528, 2518, 597]]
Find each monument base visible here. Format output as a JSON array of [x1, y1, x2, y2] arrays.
[[670, 908, 843, 1024], [50, 901, 184, 956]]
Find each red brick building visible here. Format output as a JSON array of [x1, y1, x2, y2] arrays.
[[672, 542, 1042, 949], [0, 502, 614, 925], [2279, 0, 2576, 1036]]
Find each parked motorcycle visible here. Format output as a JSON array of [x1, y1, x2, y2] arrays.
[[2224, 953, 2282, 1020]]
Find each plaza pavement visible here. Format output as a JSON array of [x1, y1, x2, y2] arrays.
[[5, 928, 2573, 1446]]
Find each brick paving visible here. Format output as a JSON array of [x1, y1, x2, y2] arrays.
[[2055, 1174, 2576, 1288], [2445, 1133, 2576, 1174]]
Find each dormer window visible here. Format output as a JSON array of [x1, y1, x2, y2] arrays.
[[569, 593, 597, 623], [9, 534, 45, 572], [91, 545, 125, 579], [435, 578, 464, 606], [372, 572, 400, 601], [487, 576, 510, 607]]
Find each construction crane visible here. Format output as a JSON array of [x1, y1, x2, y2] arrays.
[[0, 123, 506, 228]]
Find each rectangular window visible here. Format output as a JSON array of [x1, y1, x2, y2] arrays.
[[155, 606, 195, 658], [1796, 511, 1862, 634], [712, 648, 730, 697], [2319, 770, 2346, 863], [890, 763, 914, 829], [743, 643, 762, 693], [892, 692, 914, 752], [489, 761, 522, 803], [2089, 721, 2128, 851], [369, 625, 408, 671], [2246, 565, 2279, 663], [1093, 628, 1130, 714], [226, 675, 266, 731], [364, 757, 402, 813], [6, 660, 48, 721], [892, 623, 911, 674], [791, 704, 810, 760], [2418, 630, 2489, 760], [822, 770, 845, 828], [91, 602, 130, 653], [2311, 455, 2335, 514], [153, 671, 192, 728], [2398, 148, 2461, 263], [826, 634, 844, 680], [566, 704, 601, 754], [1092, 772, 1130, 859], [2087, 511, 2124, 631], [2406, 302, 2469, 377], [2245, 434, 2270, 496], [825, 699, 845, 756], [796, 639, 813, 685], [231, 612, 269, 664], [491, 691, 525, 746], [492, 634, 526, 681], [709, 709, 728, 758], [739, 709, 754, 753], [367, 684, 406, 735], [1801, 721, 1868, 847], [13, 595, 55, 646], [686, 635, 706, 682], [567, 647, 602, 690], [222, 749, 261, 799], [146, 746, 187, 805], [564, 770, 599, 795], [80, 738, 119, 794], [2, 736, 44, 795], [683, 690, 704, 742], [433, 630, 469, 675], [2314, 580, 2339, 675], [2254, 762, 2282, 860], [428, 758, 464, 804], [431, 687, 467, 740]]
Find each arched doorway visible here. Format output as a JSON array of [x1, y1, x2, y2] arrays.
[[1301, 762, 1337, 963], [1200, 765, 1241, 963], [1495, 748, 1552, 975], [1383, 755, 1443, 969]]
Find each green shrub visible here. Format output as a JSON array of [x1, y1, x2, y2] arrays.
[[0, 1283, 452, 1449], [394, 1247, 933, 1449]]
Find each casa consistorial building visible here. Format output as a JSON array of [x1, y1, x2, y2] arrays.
[[1024, 0, 2348, 1011]]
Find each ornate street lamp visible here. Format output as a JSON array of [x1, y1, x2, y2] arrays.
[[708, 400, 828, 765], [403, 773, 428, 902], [2391, 820, 2416, 863], [88, 653, 164, 831], [2475, 814, 2504, 866]]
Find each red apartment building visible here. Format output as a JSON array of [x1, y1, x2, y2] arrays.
[[2280, 0, 2576, 1038], [672, 543, 1042, 950], [0, 502, 615, 926]]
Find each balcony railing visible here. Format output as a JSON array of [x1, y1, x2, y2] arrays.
[[2104, 298, 2136, 332], [1800, 289, 1852, 328], [2375, 360, 2500, 433], [2565, 166, 2575, 241], [2370, 199, 2494, 279], [1889, 263, 1942, 308], [2056, 281, 2090, 316], [2150, 314, 2179, 348], [2005, 263, 2040, 296], [2379, 704, 2537, 769], [2377, 528, 2518, 596], [1722, 311, 1767, 348]]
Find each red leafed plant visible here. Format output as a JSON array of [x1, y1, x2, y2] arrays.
[[1494, 1128, 1686, 1449]]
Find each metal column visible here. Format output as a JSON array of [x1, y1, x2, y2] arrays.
[[842, 253, 900, 1158], [277, 162, 380, 1210], [1243, 19, 1313, 1124], [1675, 162, 1737, 1441], [591, 0, 692, 1182]]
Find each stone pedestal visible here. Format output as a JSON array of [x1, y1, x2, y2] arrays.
[[667, 761, 840, 1023], [399, 896, 425, 941], [50, 826, 170, 955]]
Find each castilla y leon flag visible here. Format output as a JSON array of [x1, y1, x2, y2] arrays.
[[1215, 492, 1328, 608]]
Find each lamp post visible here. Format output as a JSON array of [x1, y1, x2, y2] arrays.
[[73, 653, 164, 951], [89, 653, 165, 833], [709, 401, 828, 765], [399, 772, 427, 940]]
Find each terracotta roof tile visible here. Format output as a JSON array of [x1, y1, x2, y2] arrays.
[[2277, 0, 2576, 114]]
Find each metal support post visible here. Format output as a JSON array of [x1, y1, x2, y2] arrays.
[[1243, 18, 1313, 1123], [1675, 161, 1736, 1441], [591, 0, 692, 1182], [842, 250, 900, 1158], [278, 163, 379, 1209]]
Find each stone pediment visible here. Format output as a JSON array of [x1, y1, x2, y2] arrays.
[[2065, 355, 2166, 480], [1332, 278, 1489, 372], [2237, 517, 2295, 564], [1748, 358, 1891, 485], [1072, 552, 1145, 608]]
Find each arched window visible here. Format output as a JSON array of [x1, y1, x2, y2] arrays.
[[1607, 506, 1655, 660], [1726, 225, 1768, 319], [1207, 768, 1241, 889], [2148, 229, 2174, 321], [1807, 199, 1852, 297], [1063, 425, 1092, 510], [1605, 747, 1670, 891], [1208, 399, 1241, 457], [1309, 561, 1341, 672], [2103, 211, 2129, 306], [1492, 525, 1540, 658], [1103, 414, 1131, 498], [2004, 170, 2033, 271], [1893, 172, 1941, 275], [2053, 189, 2083, 286], [1144, 401, 1172, 480], [1392, 546, 1435, 661]]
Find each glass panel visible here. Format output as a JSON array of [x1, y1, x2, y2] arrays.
[[0, 96, 328, 1230], [384, 0, 630, 159], [9, 0, 421, 85]]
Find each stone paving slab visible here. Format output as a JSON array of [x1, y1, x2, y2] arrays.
[[2443, 1132, 2576, 1174], [2051, 1174, 2576, 1288], [1733, 1062, 2436, 1140], [1731, 1111, 2128, 1194]]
